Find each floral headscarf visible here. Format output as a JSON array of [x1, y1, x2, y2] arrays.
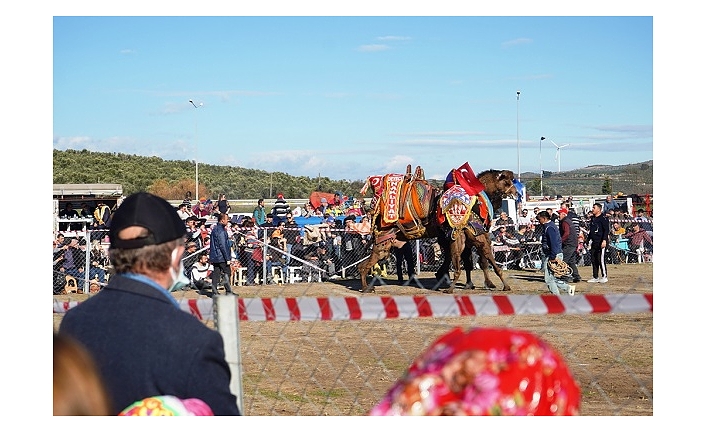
[[370, 327, 581, 416], [119, 395, 214, 416]]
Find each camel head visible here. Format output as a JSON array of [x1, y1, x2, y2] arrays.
[[477, 169, 518, 211]]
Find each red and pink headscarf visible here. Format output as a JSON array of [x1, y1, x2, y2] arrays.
[[370, 327, 581, 416], [119, 395, 213, 416]]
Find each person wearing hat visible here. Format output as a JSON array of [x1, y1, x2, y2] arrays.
[[271, 193, 290, 225], [370, 327, 581, 416], [558, 207, 581, 283], [59, 192, 241, 415]]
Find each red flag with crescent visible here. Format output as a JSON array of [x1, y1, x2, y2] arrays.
[[454, 162, 485, 196]]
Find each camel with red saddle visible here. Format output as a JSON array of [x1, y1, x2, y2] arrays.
[[357, 163, 517, 294]]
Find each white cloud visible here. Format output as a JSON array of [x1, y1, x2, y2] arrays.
[[382, 155, 414, 173], [356, 44, 390, 52], [501, 38, 532, 48], [376, 36, 411, 41]]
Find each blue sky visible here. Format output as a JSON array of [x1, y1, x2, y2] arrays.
[[52, 15, 653, 182]]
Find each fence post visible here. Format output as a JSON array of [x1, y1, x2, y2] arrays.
[[83, 231, 91, 293], [215, 294, 244, 415], [414, 239, 420, 275]]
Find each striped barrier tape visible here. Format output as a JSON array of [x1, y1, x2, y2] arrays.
[[54, 293, 652, 322]]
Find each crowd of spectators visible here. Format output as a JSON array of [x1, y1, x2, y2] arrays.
[[487, 195, 653, 271], [54, 193, 653, 295], [53, 191, 379, 294]]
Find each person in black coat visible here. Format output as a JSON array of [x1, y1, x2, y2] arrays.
[[392, 241, 416, 284], [59, 192, 241, 415], [587, 203, 610, 283]]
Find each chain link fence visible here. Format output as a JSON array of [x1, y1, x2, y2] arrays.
[[53, 217, 653, 416]]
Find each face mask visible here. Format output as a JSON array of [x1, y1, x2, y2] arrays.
[[169, 248, 191, 292]]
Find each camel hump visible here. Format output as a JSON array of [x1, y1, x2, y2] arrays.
[[414, 165, 425, 180], [404, 164, 412, 181]]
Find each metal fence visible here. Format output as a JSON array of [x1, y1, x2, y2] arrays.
[[52, 214, 653, 295], [53, 287, 653, 416], [53, 220, 653, 416]]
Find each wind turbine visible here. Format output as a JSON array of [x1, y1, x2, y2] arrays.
[[549, 140, 570, 172]]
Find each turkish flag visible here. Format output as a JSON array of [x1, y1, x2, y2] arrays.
[[454, 162, 485, 196]]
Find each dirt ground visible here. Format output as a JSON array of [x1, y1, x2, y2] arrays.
[[53, 261, 653, 416]]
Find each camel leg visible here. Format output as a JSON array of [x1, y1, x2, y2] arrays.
[[442, 235, 464, 294], [476, 237, 511, 291], [441, 230, 469, 294], [358, 257, 374, 293], [358, 241, 392, 293], [474, 239, 498, 290]]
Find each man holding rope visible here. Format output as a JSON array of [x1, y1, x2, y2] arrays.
[[538, 210, 575, 296]]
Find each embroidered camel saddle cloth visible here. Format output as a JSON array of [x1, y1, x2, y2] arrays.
[[439, 184, 493, 240], [375, 165, 436, 239]]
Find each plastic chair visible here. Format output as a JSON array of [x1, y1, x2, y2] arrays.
[[287, 266, 303, 283], [64, 275, 79, 294], [271, 266, 284, 284], [234, 267, 247, 286]]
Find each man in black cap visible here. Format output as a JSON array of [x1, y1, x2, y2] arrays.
[[59, 192, 241, 415]]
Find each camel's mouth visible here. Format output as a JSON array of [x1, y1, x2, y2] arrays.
[[502, 184, 519, 199], [502, 178, 524, 201]]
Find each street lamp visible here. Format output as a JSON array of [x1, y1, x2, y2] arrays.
[[516, 91, 521, 181], [189, 99, 203, 201], [540, 136, 545, 197]]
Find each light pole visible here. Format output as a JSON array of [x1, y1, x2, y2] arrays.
[[540, 136, 545, 197], [516, 91, 521, 181], [189, 99, 203, 201]]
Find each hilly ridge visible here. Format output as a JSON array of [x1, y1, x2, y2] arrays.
[[53, 149, 653, 199]]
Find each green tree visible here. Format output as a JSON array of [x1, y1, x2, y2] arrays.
[[601, 178, 613, 194]]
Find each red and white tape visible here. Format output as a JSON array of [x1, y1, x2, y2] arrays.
[[54, 293, 652, 322]]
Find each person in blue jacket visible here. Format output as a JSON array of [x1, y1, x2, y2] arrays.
[[59, 192, 241, 415], [209, 211, 234, 295], [538, 210, 575, 296]]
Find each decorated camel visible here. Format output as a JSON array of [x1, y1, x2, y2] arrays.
[[436, 165, 518, 294], [357, 163, 517, 294]]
